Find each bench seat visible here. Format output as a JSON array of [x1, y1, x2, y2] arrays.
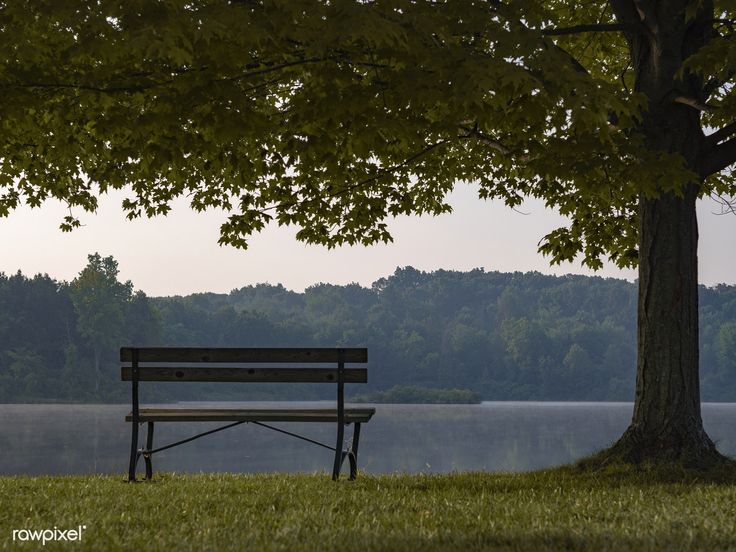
[[126, 407, 376, 423]]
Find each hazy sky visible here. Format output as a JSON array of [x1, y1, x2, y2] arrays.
[[1, 183, 734, 296]]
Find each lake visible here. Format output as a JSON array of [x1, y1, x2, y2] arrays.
[[1, 402, 735, 476]]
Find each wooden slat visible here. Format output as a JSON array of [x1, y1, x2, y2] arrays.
[[120, 347, 367, 363], [124, 408, 376, 423], [121, 366, 367, 383]]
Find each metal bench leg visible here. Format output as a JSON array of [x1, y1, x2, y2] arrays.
[[144, 422, 154, 480], [332, 422, 345, 481], [127, 349, 141, 482], [127, 422, 139, 482], [349, 423, 361, 480], [333, 351, 347, 481]]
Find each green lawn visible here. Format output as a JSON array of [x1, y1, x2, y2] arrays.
[[2, 465, 736, 551]]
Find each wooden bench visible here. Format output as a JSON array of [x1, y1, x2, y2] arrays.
[[121, 347, 374, 481]]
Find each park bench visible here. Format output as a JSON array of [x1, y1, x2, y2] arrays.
[[121, 347, 374, 482]]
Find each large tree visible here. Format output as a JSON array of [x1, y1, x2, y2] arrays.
[[1, 1, 735, 466]]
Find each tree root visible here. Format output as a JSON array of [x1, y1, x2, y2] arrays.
[[577, 423, 735, 473]]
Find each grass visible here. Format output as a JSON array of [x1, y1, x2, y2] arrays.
[[2, 465, 736, 551]]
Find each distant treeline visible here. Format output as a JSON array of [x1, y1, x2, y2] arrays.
[[1, 256, 736, 403]]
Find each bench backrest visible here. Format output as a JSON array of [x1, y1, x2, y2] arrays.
[[120, 347, 368, 383]]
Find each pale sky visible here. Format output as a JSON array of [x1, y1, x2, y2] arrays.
[[0, 183, 733, 296]]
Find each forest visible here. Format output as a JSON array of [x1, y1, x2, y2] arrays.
[[1, 254, 735, 403]]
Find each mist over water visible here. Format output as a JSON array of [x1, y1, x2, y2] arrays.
[[2, 402, 736, 476]]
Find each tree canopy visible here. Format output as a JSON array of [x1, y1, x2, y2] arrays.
[[3, 0, 736, 465], [2, 1, 734, 267]]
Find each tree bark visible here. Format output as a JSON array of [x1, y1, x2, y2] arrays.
[[605, 185, 721, 465]]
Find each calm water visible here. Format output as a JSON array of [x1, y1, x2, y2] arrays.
[[1, 402, 735, 476]]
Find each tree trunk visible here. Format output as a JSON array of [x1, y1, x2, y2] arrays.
[[599, 1, 729, 468], [604, 185, 721, 466]]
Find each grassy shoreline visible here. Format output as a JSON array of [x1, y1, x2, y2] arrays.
[[2, 466, 736, 551]]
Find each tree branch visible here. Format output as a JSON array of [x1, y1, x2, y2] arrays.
[[610, 0, 657, 42], [7, 80, 171, 94], [219, 56, 349, 82], [633, 0, 659, 36], [541, 23, 626, 36], [709, 192, 736, 215], [609, 0, 641, 27], [7, 68, 198, 94], [700, 135, 736, 177], [539, 39, 591, 78], [704, 69, 735, 98], [458, 123, 511, 155], [674, 95, 717, 112], [706, 121, 736, 146], [7, 55, 371, 95]]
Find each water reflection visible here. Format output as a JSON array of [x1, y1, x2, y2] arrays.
[[1, 402, 735, 476]]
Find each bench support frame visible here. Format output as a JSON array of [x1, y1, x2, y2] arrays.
[[127, 419, 363, 482]]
